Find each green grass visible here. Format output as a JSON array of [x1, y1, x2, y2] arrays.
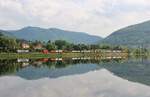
[[0, 52, 129, 59], [0, 52, 84, 59]]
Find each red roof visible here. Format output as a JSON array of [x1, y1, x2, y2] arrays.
[[42, 50, 49, 54]]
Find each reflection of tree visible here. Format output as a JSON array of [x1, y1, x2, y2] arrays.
[[0, 58, 125, 76], [96, 57, 150, 86], [0, 59, 21, 76], [1, 57, 150, 86], [40, 58, 125, 69]]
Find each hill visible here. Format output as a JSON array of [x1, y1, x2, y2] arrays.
[[102, 20, 150, 47], [3, 26, 102, 44]]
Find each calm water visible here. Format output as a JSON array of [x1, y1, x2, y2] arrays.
[[0, 57, 150, 86]]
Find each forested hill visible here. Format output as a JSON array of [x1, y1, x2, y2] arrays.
[[2, 27, 102, 44], [102, 20, 150, 47]]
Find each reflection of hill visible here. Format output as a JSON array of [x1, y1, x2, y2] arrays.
[[98, 58, 150, 86], [1, 57, 150, 86], [16, 58, 126, 80], [0, 58, 125, 79]]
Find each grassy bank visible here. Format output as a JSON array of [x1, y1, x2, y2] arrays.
[[0, 53, 84, 59], [0, 52, 129, 59]]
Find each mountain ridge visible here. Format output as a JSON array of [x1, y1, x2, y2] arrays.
[[1, 26, 102, 44], [102, 20, 150, 47]]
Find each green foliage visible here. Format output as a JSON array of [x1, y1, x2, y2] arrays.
[[55, 40, 69, 50], [90, 44, 99, 50], [132, 48, 149, 56], [46, 43, 56, 50], [102, 20, 150, 47], [0, 36, 20, 52], [0, 32, 3, 36], [63, 43, 74, 51], [0, 35, 128, 53], [133, 48, 141, 55], [100, 44, 111, 49]]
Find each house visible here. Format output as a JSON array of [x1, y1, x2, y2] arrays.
[[72, 50, 81, 53], [50, 50, 57, 53], [17, 41, 30, 53], [21, 42, 30, 49], [50, 50, 63, 53], [17, 50, 29, 53], [33, 43, 43, 50], [42, 49, 49, 54]]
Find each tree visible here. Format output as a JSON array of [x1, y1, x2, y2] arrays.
[[0, 32, 3, 37], [112, 46, 122, 50], [90, 44, 99, 50], [46, 43, 56, 50], [63, 43, 73, 51], [0, 36, 20, 52], [72, 44, 80, 50], [80, 44, 88, 50], [55, 40, 68, 50], [100, 44, 111, 49]]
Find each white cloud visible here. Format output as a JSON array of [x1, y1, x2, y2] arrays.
[[0, 0, 150, 37]]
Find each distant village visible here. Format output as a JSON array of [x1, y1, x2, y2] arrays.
[[18, 40, 125, 54], [0, 33, 127, 54]]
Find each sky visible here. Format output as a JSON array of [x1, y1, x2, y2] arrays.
[[0, 0, 150, 37]]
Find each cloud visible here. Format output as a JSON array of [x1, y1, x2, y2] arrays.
[[0, 0, 150, 37]]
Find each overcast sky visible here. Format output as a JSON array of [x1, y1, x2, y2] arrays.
[[0, 0, 150, 37]]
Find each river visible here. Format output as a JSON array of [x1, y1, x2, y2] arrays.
[[0, 57, 150, 97]]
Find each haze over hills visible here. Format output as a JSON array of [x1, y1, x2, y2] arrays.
[[1, 26, 102, 44], [102, 20, 150, 47], [0, 30, 14, 37], [2, 20, 150, 46]]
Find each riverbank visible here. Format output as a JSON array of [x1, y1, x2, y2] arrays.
[[0, 52, 128, 59], [0, 53, 85, 59]]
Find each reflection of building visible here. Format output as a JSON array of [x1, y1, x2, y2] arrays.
[[32, 61, 43, 67], [17, 59, 29, 62], [21, 63, 30, 68], [38, 58, 49, 62], [50, 58, 63, 62], [50, 50, 63, 53]]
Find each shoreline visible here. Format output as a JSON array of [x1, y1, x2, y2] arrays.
[[0, 52, 128, 59]]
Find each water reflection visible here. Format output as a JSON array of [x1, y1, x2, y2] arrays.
[[0, 57, 150, 86], [0, 57, 126, 78]]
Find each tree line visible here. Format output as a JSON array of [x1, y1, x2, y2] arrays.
[[0, 33, 127, 53]]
